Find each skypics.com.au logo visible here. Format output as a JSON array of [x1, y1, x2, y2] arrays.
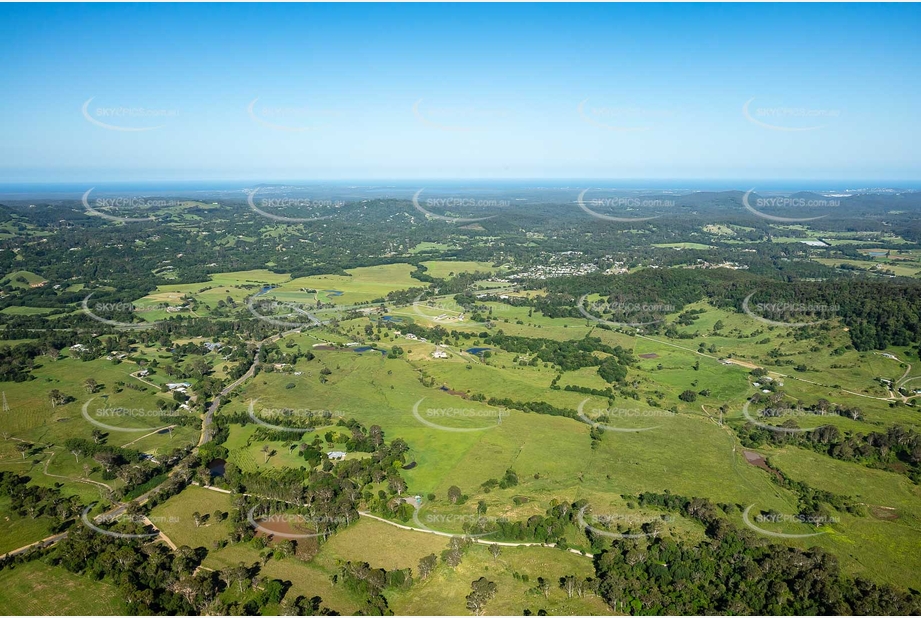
[[246, 296, 322, 330], [81, 506, 166, 539], [577, 505, 673, 539], [81, 98, 178, 132], [412, 99, 507, 133], [81, 293, 171, 330], [81, 189, 161, 223], [410, 293, 504, 328], [741, 291, 839, 328], [247, 510, 352, 539], [247, 400, 346, 433], [576, 189, 667, 223], [577, 294, 674, 328], [411, 190, 503, 224], [411, 510, 499, 539], [81, 398, 180, 434], [742, 189, 838, 223], [247, 186, 341, 223], [740, 398, 827, 435], [742, 97, 840, 132], [576, 399, 674, 433], [577, 99, 673, 132], [411, 398, 508, 433], [247, 97, 339, 132], [742, 505, 838, 539]]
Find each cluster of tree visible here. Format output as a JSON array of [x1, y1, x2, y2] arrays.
[[538, 267, 921, 353], [34, 521, 334, 616], [466, 577, 498, 616], [479, 396, 575, 421], [47, 527, 204, 613], [444, 500, 588, 545], [591, 491, 921, 615], [756, 460, 862, 517], [333, 561, 412, 615], [484, 333, 634, 376], [738, 417, 921, 483], [560, 383, 616, 398], [480, 469, 520, 492], [0, 472, 81, 532], [64, 439, 191, 499], [216, 420, 411, 543], [63, 438, 142, 477], [5, 191, 921, 351]]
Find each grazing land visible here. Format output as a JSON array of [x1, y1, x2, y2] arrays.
[[2, 186, 921, 615]]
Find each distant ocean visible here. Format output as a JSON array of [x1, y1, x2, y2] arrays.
[[1, 179, 919, 200]]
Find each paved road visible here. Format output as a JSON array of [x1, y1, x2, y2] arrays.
[[2, 482, 164, 559], [189, 485, 591, 556], [1, 533, 68, 559], [3, 327, 307, 559], [200, 328, 302, 446]]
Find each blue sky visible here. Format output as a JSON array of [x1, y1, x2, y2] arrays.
[[0, 3, 919, 183]]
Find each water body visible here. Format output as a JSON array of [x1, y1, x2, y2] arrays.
[[207, 458, 227, 477], [466, 347, 492, 354], [354, 346, 387, 355], [324, 290, 344, 297]]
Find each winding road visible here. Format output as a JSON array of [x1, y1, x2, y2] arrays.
[[200, 328, 303, 446], [357, 510, 593, 558], [3, 327, 306, 561]]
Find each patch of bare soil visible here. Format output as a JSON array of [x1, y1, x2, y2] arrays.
[[869, 506, 899, 521], [743, 450, 783, 480]]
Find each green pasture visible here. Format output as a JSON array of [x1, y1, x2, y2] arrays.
[[0, 560, 127, 615]]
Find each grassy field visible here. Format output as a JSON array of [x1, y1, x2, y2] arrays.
[[419, 260, 504, 279], [206, 302, 921, 589], [813, 257, 921, 278], [273, 264, 420, 306], [643, 301, 921, 429], [407, 242, 457, 254], [0, 355, 199, 502], [223, 423, 316, 473], [386, 296, 595, 342], [5, 255, 921, 605], [195, 515, 608, 614], [203, 543, 361, 615], [0, 561, 128, 615], [388, 543, 610, 616], [652, 242, 715, 250], [149, 485, 234, 549], [221, 338, 798, 532], [0, 496, 54, 555], [1, 270, 46, 289], [759, 445, 921, 590], [314, 517, 450, 572], [138, 269, 292, 317], [0, 306, 58, 316]]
